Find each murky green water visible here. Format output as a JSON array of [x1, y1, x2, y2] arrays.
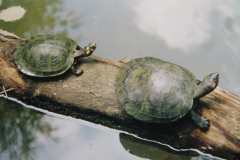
[[0, 96, 220, 160], [0, 0, 239, 159]]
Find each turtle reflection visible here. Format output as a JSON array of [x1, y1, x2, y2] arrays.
[[119, 133, 213, 160]]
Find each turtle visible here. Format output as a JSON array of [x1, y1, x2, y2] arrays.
[[114, 57, 219, 129], [14, 35, 97, 77]]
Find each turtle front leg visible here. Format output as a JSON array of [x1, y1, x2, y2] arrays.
[[71, 62, 83, 76], [190, 109, 209, 129]]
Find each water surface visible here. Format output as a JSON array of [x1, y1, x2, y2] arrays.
[[1, 0, 240, 94], [0, 0, 239, 159], [0, 96, 220, 160]]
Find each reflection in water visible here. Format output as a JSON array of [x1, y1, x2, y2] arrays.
[[0, 6, 26, 22], [0, 0, 239, 158], [0, 96, 141, 160], [0, 96, 222, 160], [130, 0, 240, 95], [119, 133, 219, 160], [131, 0, 212, 52], [1, 0, 240, 96], [0, 0, 81, 40], [0, 97, 56, 160], [131, 0, 240, 52], [0, 97, 134, 160]]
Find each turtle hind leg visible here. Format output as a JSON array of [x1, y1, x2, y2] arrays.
[[190, 110, 209, 129], [71, 65, 83, 76]]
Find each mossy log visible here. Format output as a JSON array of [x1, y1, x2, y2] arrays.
[[0, 30, 240, 160]]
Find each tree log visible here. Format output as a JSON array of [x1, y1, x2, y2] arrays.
[[0, 30, 239, 160]]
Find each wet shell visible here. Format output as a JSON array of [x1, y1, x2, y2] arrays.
[[14, 35, 77, 77], [115, 57, 197, 123]]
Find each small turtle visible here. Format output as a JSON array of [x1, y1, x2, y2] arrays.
[[115, 57, 219, 129], [14, 35, 96, 77]]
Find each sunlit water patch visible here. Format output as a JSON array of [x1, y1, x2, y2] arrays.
[[0, 96, 222, 160], [0, 0, 25, 22], [0, 6, 26, 22]]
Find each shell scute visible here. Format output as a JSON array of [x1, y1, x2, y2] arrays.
[[115, 57, 196, 123], [15, 35, 77, 77]]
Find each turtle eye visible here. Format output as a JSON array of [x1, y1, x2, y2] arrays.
[[212, 73, 219, 81], [89, 43, 97, 49]]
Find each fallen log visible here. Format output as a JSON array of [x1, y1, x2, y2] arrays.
[[0, 30, 239, 160]]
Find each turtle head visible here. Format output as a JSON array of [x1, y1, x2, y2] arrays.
[[203, 72, 219, 91], [84, 43, 97, 57], [194, 72, 219, 99]]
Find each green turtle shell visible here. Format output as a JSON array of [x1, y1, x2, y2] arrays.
[[14, 35, 77, 77], [115, 57, 197, 123]]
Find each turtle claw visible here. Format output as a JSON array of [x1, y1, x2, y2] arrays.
[[191, 110, 210, 130], [71, 66, 83, 76], [199, 116, 210, 129], [74, 69, 83, 76]]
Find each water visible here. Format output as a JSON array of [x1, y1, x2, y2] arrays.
[[0, 96, 221, 160], [1, 0, 240, 94], [0, 0, 239, 159]]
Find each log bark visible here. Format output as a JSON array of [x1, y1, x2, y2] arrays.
[[0, 30, 240, 160]]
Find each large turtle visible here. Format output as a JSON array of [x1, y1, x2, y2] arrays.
[[115, 57, 219, 129], [14, 35, 96, 77]]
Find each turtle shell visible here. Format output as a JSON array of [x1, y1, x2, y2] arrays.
[[115, 57, 197, 123], [14, 35, 77, 77]]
